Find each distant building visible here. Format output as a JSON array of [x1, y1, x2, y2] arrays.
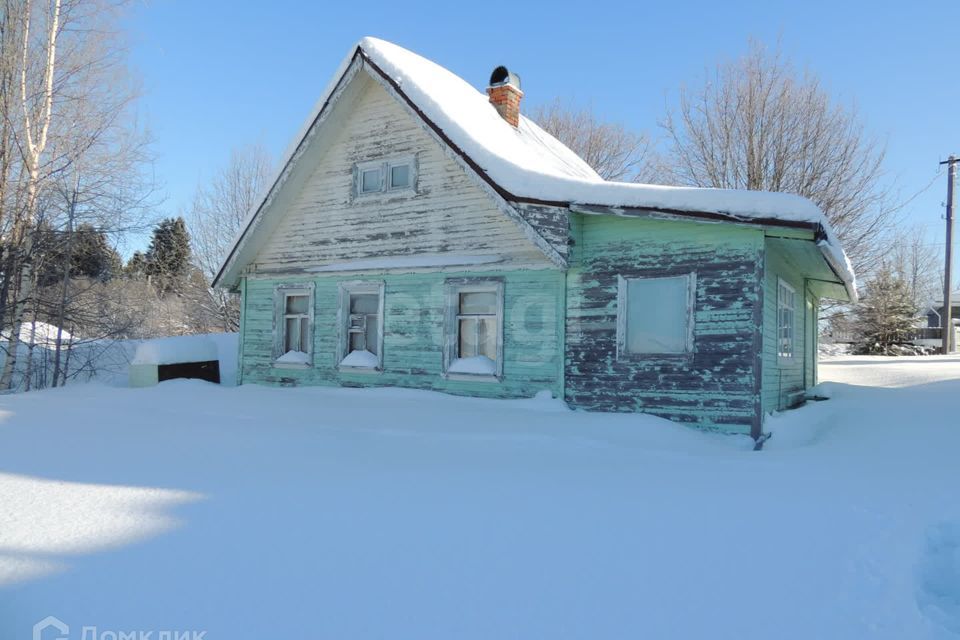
[[926, 290, 960, 329]]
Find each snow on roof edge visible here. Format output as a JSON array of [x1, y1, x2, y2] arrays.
[[214, 36, 856, 298], [213, 45, 364, 289]]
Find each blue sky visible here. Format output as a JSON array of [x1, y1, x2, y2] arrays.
[[124, 0, 959, 262]]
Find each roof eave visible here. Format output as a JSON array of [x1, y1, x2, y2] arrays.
[[569, 202, 857, 302], [212, 46, 367, 290]]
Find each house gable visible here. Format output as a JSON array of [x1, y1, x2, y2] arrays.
[[218, 55, 566, 288]]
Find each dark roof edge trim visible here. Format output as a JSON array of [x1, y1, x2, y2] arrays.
[[213, 48, 367, 288]]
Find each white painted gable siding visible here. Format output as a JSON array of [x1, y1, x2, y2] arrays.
[[250, 73, 555, 275]]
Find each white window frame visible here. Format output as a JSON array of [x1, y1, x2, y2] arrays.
[[443, 278, 504, 381], [358, 163, 383, 194], [273, 283, 315, 368], [616, 273, 696, 358], [336, 280, 385, 372], [777, 278, 796, 360], [354, 155, 416, 197]]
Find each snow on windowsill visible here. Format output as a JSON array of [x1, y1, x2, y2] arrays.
[[274, 350, 312, 368], [447, 356, 498, 378], [339, 349, 380, 370]]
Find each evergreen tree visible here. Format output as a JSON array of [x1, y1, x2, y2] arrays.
[[144, 217, 192, 294], [854, 266, 918, 354], [34, 223, 122, 286], [125, 251, 148, 278], [72, 225, 123, 281]]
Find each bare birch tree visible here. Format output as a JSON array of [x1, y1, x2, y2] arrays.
[[658, 41, 893, 278], [0, 0, 62, 389], [531, 99, 656, 182], [0, 0, 150, 390], [187, 143, 272, 331]]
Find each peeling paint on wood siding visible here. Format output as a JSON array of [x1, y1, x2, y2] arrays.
[[515, 203, 570, 260], [241, 270, 564, 399], [761, 240, 811, 414], [250, 75, 555, 274], [564, 215, 765, 435]]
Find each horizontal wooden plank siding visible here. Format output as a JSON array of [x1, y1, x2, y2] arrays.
[[241, 269, 564, 398], [250, 75, 556, 274], [564, 215, 764, 435], [761, 240, 812, 414]]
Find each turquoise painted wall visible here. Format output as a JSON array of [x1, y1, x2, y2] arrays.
[[236, 215, 831, 436], [760, 239, 816, 414], [240, 269, 564, 398], [565, 214, 765, 436]]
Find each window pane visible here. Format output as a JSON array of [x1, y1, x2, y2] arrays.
[[390, 164, 410, 189], [286, 294, 307, 315], [351, 293, 378, 315], [365, 319, 378, 356], [625, 276, 690, 353], [460, 291, 497, 315], [361, 168, 380, 193], [778, 282, 795, 357], [285, 317, 300, 352], [349, 332, 365, 353], [477, 317, 497, 360], [299, 318, 309, 354], [457, 317, 497, 360], [459, 318, 478, 358]]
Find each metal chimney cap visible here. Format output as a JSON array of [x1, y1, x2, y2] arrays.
[[489, 66, 521, 90]]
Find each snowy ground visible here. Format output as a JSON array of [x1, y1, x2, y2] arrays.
[[1, 357, 959, 639]]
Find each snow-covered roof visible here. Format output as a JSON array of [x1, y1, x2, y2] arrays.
[[132, 335, 219, 366], [216, 37, 855, 299], [2, 321, 73, 348]]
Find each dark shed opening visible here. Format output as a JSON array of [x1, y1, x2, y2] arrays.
[[157, 360, 221, 384]]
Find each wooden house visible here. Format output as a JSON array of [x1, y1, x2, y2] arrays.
[[214, 38, 857, 440]]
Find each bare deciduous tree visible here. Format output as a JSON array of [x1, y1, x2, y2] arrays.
[[888, 226, 940, 309], [658, 41, 893, 278], [0, 0, 151, 391], [187, 144, 272, 331], [531, 99, 655, 182]]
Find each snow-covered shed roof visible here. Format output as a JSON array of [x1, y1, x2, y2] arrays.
[[132, 335, 218, 366], [215, 37, 855, 299]]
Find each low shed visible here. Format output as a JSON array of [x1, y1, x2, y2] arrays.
[[129, 335, 221, 387]]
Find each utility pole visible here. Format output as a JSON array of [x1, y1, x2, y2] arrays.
[[940, 156, 957, 354]]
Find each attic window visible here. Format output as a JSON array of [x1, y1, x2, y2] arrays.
[[360, 167, 381, 193], [355, 156, 416, 196], [390, 164, 410, 189]]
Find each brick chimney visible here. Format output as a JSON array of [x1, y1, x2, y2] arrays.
[[487, 66, 523, 128]]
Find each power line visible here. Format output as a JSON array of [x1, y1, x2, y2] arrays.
[[897, 168, 945, 212]]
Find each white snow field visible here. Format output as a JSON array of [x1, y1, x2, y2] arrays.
[[1, 356, 959, 639]]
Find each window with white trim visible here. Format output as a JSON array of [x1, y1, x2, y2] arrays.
[[273, 284, 314, 366], [338, 281, 384, 370], [444, 279, 504, 378], [617, 273, 695, 356], [355, 156, 415, 196], [359, 166, 381, 194], [777, 279, 796, 359]]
